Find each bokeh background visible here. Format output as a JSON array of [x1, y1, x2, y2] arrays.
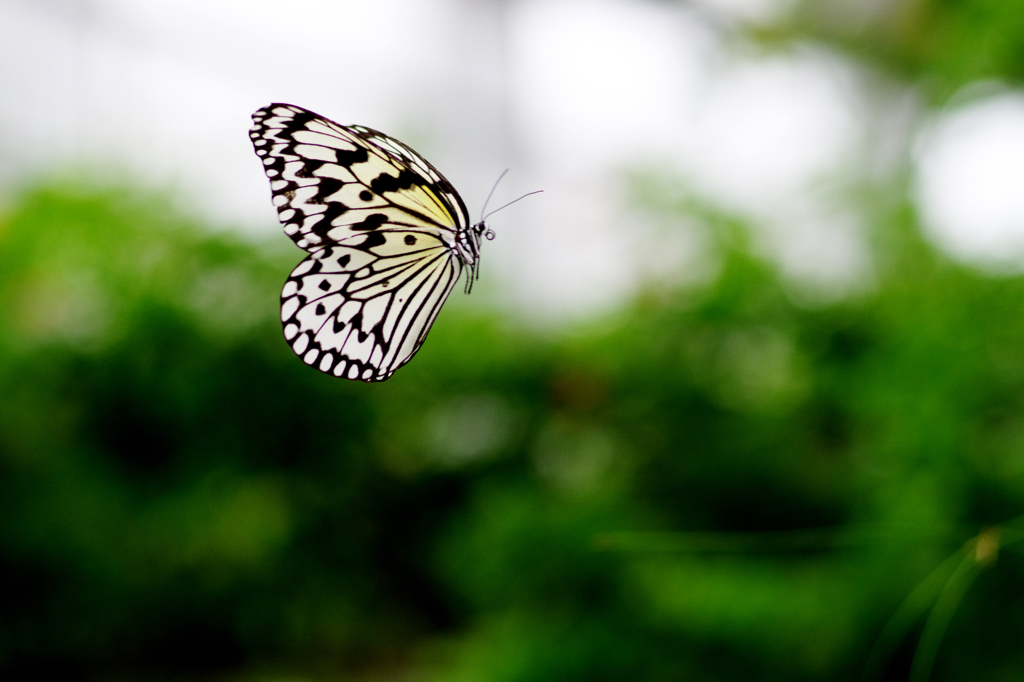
[[4, 0, 1024, 680]]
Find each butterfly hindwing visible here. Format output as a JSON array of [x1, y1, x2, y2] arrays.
[[281, 232, 461, 381]]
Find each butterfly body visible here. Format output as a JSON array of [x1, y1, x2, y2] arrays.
[[250, 103, 489, 382]]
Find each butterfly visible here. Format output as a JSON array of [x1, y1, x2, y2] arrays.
[[250, 103, 509, 382]]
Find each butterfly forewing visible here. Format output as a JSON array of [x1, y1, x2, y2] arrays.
[[251, 104, 470, 251], [251, 103, 474, 382]]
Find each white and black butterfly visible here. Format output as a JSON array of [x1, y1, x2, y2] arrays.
[[250, 103, 500, 382]]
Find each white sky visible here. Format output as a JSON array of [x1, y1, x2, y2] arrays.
[[1, 0, 1020, 320]]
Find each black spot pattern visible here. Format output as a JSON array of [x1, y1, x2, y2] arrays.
[[370, 169, 419, 194], [313, 177, 344, 204], [351, 213, 388, 232], [251, 103, 484, 382]]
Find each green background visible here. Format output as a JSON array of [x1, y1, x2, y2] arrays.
[[5, 1, 1024, 679]]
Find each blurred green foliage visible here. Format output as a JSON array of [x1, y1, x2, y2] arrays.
[[6, 4, 1024, 678], [787, 0, 1024, 101], [3, 176, 1024, 682]]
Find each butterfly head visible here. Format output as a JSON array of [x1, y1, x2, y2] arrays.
[[457, 221, 494, 294], [458, 182, 540, 294]]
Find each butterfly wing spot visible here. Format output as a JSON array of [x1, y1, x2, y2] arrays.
[[369, 169, 417, 194], [350, 213, 388, 232], [295, 293, 344, 333], [252, 102, 478, 381], [324, 184, 386, 209], [313, 177, 344, 202], [319, 352, 335, 373], [281, 297, 300, 322]]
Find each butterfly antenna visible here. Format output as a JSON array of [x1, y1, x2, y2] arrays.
[[479, 169, 510, 223], [482, 189, 543, 222]]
